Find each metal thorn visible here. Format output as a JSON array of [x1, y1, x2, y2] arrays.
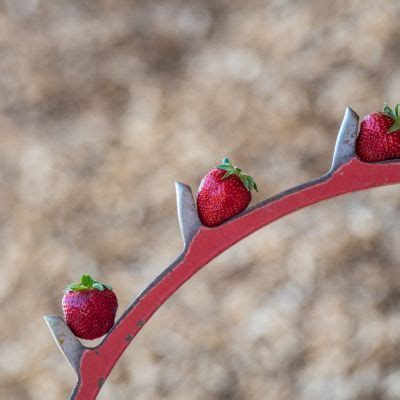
[[44, 315, 84, 375], [331, 107, 359, 171], [175, 182, 201, 247]]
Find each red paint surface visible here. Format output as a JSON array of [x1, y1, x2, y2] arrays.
[[72, 158, 400, 399]]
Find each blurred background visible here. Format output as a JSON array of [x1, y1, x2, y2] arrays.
[[1, 0, 400, 399]]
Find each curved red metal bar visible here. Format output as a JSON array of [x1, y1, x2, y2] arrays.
[[44, 108, 400, 399]]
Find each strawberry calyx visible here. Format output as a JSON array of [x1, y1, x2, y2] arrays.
[[65, 274, 113, 292], [216, 157, 258, 192], [383, 103, 400, 133]]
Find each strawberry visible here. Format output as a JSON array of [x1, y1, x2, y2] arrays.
[[62, 274, 118, 340], [196, 157, 258, 227], [356, 104, 400, 162]]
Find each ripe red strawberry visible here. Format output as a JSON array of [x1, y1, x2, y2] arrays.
[[62, 274, 118, 340], [356, 104, 400, 162], [197, 157, 258, 227]]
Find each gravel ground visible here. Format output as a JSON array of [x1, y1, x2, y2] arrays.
[[1, 1, 400, 399]]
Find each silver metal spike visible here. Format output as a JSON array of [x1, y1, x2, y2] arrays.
[[331, 107, 359, 171], [175, 182, 201, 247], [44, 315, 84, 375]]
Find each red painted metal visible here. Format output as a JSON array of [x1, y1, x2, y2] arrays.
[[44, 107, 400, 398], [71, 156, 400, 399]]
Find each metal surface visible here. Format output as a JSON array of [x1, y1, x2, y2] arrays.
[[44, 107, 400, 399], [43, 316, 84, 375], [175, 181, 201, 247], [331, 107, 359, 171]]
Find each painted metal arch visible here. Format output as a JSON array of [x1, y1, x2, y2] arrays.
[[44, 107, 400, 399]]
